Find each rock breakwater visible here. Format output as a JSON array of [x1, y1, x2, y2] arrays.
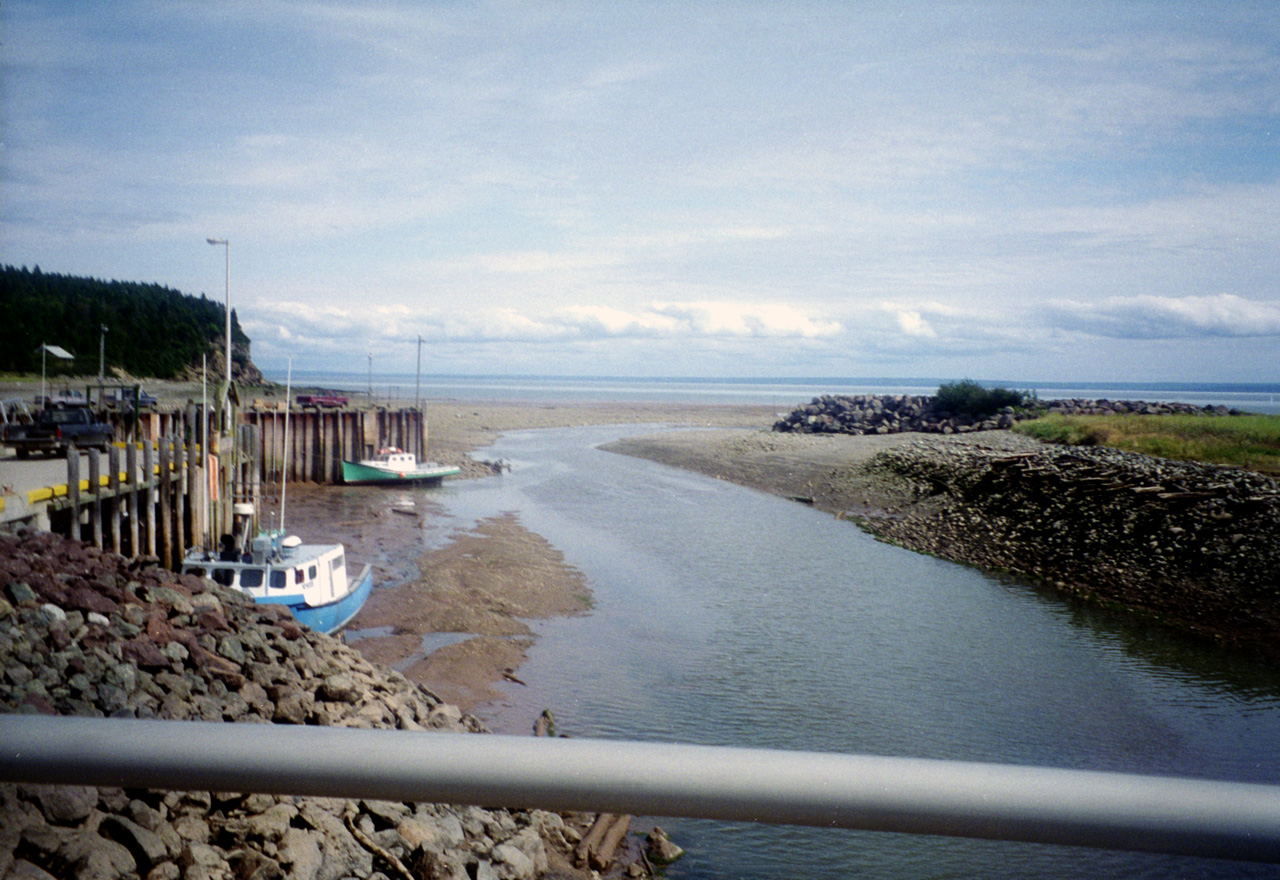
[[774, 394, 1242, 436], [0, 531, 617, 880], [856, 441, 1280, 652]]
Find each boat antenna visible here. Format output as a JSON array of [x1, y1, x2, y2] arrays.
[[280, 357, 292, 536]]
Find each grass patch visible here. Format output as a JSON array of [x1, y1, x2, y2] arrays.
[[1013, 413, 1280, 475]]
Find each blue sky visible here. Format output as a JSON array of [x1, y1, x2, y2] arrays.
[[2, 1, 1278, 382]]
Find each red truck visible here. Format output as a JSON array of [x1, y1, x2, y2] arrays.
[[295, 393, 349, 409]]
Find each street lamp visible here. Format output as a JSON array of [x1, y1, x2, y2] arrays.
[[415, 335, 424, 412], [206, 238, 231, 384], [99, 325, 108, 380]]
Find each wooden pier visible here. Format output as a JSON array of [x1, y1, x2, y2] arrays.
[[1, 405, 431, 568]]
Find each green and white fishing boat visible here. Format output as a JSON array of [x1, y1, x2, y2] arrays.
[[341, 447, 461, 485]]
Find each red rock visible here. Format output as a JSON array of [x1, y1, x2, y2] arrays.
[[121, 638, 170, 669]]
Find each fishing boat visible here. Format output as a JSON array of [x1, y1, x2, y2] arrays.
[[181, 506, 373, 636], [182, 362, 371, 635], [341, 446, 461, 485]]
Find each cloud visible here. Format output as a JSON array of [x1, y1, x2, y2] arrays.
[[893, 310, 937, 338], [1045, 294, 1280, 339], [243, 299, 843, 352]]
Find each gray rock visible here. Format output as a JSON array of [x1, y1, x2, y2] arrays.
[[278, 828, 324, 880], [99, 814, 169, 874], [25, 784, 97, 824]]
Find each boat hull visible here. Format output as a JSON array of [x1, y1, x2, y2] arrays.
[[255, 563, 374, 635], [341, 460, 461, 485]]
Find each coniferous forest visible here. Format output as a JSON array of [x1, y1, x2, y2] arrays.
[[0, 265, 255, 380]]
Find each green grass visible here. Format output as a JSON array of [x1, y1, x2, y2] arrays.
[[1012, 413, 1280, 475]]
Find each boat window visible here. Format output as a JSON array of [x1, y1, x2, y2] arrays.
[[308, 565, 317, 580], [212, 569, 234, 587], [269, 569, 288, 589], [240, 569, 264, 588], [331, 556, 344, 573], [186, 567, 207, 578], [295, 568, 305, 584]]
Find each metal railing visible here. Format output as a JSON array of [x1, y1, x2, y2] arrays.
[[2, 715, 1278, 863]]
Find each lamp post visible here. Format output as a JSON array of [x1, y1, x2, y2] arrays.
[[415, 335, 423, 412], [367, 353, 373, 402], [206, 238, 231, 384], [99, 325, 108, 380]]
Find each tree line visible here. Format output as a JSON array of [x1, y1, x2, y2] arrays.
[[0, 264, 253, 380]]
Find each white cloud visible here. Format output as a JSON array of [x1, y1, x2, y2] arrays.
[[1045, 294, 1280, 339], [244, 299, 843, 351]]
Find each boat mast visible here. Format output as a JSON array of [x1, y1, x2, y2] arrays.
[[280, 358, 292, 535]]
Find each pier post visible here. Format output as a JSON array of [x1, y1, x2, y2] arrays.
[[159, 439, 172, 569], [109, 445, 122, 555], [67, 445, 81, 543], [88, 448, 102, 549], [174, 434, 186, 568], [127, 442, 139, 556], [144, 442, 156, 558]]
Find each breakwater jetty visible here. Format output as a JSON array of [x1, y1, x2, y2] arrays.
[[857, 440, 1280, 652], [0, 529, 618, 880], [774, 394, 1244, 436]]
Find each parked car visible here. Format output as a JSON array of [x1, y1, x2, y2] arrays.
[[4, 406, 114, 458], [35, 389, 87, 408], [296, 393, 349, 409]]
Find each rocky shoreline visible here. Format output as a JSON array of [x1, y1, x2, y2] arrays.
[[0, 531, 650, 880], [772, 393, 1244, 436], [858, 440, 1280, 655]]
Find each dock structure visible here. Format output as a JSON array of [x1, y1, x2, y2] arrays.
[[0, 402, 430, 568]]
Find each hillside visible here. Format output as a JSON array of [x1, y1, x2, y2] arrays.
[[0, 265, 262, 382]]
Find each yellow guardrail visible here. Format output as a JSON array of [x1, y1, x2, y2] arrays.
[[23, 445, 182, 506]]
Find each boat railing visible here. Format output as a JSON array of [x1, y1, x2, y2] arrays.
[[2, 716, 1278, 864]]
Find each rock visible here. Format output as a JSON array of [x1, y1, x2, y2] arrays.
[[645, 826, 685, 864], [317, 673, 362, 703], [491, 842, 536, 879], [278, 828, 323, 880], [98, 814, 169, 874], [24, 785, 97, 825]]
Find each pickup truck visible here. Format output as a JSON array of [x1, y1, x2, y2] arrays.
[[4, 407, 115, 458], [103, 387, 159, 410], [295, 393, 349, 408]]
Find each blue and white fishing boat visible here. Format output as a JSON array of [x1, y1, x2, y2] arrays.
[[182, 362, 371, 635], [182, 513, 373, 636]]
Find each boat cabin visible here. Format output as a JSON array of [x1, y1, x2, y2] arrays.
[[370, 447, 416, 468], [182, 535, 350, 610]]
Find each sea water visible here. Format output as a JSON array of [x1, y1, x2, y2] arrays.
[[268, 371, 1280, 415], [399, 424, 1280, 879]]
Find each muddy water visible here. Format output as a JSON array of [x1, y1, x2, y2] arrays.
[[425, 425, 1280, 880]]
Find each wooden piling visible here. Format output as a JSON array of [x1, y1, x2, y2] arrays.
[[127, 442, 139, 556], [88, 448, 102, 549], [144, 441, 156, 558], [159, 439, 172, 568], [67, 445, 81, 543], [174, 434, 186, 568], [109, 445, 122, 555]]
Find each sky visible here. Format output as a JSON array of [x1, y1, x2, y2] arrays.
[[2, 1, 1278, 383]]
